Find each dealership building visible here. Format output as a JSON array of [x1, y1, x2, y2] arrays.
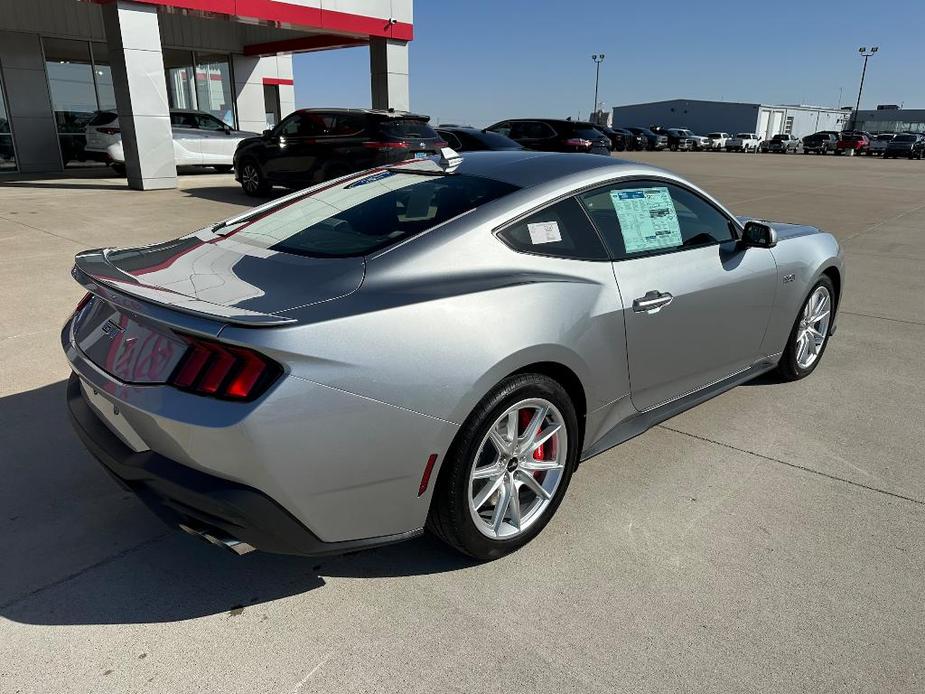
[[612, 99, 850, 139], [0, 0, 413, 189]]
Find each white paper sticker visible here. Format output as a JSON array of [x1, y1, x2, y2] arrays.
[[610, 187, 682, 253], [527, 221, 562, 245]]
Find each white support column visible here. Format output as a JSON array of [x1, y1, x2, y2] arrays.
[[101, 0, 176, 190], [369, 38, 409, 112]]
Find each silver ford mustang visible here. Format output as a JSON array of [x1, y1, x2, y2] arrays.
[[63, 151, 844, 561]]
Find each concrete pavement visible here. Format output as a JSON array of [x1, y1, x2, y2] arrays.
[[0, 154, 923, 693]]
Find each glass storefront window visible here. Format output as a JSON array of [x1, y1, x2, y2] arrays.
[[195, 53, 235, 127], [164, 48, 197, 111], [90, 42, 117, 111], [43, 37, 98, 166], [0, 74, 16, 171]]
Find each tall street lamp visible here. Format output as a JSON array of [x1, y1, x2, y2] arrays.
[[854, 46, 878, 126], [591, 54, 605, 123]]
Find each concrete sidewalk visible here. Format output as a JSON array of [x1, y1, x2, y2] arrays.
[[1, 155, 923, 693]]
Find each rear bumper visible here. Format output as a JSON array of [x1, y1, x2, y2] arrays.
[[66, 372, 422, 557]]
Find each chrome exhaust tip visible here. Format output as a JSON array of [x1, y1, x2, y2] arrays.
[[179, 523, 256, 556]]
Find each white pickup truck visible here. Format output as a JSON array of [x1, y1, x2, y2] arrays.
[[707, 132, 731, 150], [725, 132, 762, 153]]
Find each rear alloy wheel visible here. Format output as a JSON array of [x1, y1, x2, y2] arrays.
[[427, 374, 578, 560], [240, 161, 270, 197], [776, 277, 835, 381]]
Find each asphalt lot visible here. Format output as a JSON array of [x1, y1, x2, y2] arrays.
[[1, 152, 923, 693]]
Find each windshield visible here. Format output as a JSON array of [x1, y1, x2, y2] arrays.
[[735, 133, 751, 138], [876, 134, 895, 141], [707, 133, 722, 138], [377, 118, 439, 140], [220, 171, 518, 258], [89, 111, 118, 126], [893, 135, 917, 142], [772, 135, 787, 141]]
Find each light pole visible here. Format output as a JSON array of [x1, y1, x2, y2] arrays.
[[854, 47, 878, 126], [591, 54, 605, 123]]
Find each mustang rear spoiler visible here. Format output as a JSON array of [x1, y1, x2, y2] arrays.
[[73, 250, 296, 327]]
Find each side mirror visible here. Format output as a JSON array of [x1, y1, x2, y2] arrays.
[[262, 129, 273, 139], [742, 220, 778, 248], [224, 126, 232, 135]]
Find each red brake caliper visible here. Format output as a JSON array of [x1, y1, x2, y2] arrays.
[[519, 408, 547, 480]]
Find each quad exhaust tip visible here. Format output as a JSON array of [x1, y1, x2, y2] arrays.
[[179, 523, 256, 556]]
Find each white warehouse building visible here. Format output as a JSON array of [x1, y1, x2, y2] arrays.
[[612, 99, 851, 139]]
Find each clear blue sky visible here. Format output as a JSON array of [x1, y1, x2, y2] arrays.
[[294, 0, 925, 127]]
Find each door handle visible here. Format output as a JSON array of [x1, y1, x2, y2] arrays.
[[632, 290, 673, 313]]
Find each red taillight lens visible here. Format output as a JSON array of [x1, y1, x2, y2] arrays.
[[563, 138, 592, 150], [168, 335, 280, 401], [363, 141, 408, 151], [96, 127, 121, 135]]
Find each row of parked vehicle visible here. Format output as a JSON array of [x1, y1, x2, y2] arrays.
[[80, 106, 925, 196]]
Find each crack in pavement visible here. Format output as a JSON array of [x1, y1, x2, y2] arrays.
[[0, 532, 171, 611], [658, 424, 925, 508], [839, 310, 925, 327]]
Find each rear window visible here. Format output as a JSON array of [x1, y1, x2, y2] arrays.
[[876, 134, 895, 141], [707, 133, 722, 138], [224, 172, 519, 258], [893, 135, 917, 142], [736, 133, 751, 138], [89, 111, 118, 126], [377, 118, 439, 140], [841, 135, 862, 142]]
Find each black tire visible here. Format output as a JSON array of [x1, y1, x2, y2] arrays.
[[427, 373, 579, 560], [775, 275, 836, 382], [212, 165, 233, 173], [239, 160, 270, 197], [110, 162, 126, 176]]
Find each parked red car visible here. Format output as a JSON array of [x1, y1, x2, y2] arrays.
[[835, 133, 870, 156]]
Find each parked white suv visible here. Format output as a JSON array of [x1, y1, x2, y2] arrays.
[[707, 132, 731, 150], [726, 133, 762, 153], [84, 109, 259, 174]]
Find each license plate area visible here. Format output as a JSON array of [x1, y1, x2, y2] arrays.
[[79, 378, 150, 453], [73, 298, 187, 384]]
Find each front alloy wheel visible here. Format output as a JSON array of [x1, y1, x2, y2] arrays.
[[240, 161, 269, 197], [776, 277, 835, 381]]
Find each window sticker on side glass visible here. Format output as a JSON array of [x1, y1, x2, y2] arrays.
[[527, 221, 562, 245], [610, 187, 682, 253]]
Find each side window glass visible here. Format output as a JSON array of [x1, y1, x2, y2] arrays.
[[579, 181, 734, 260], [195, 114, 226, 131], [331, 113, 365, 135], [279, 114, 304, 136], [172, 113, 197, 128], [489, 121, 511, 137], [497, 198, 608, 261]]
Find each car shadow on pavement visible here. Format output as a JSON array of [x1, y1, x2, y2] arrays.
[[0, 381, 474, 626], [179, 185, 287, 206]]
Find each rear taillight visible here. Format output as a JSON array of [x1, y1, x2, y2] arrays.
[[563, 138, 592, 150], [96, 127, 121, 135], [363, 141, 408, 151], [168, 334, 281, 401]]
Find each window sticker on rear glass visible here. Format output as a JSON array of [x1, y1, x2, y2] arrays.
[[610, 187, 682, 253], [344, 170, 396, 188], [527, 221, 562, 244]]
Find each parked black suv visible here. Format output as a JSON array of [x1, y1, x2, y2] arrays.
[[883, 133, 925, 159], [485, 119, 611, 155], [434, 126, 523, 152], [626, 126, 668, 151], [802, 131, 839, 155], [598, 126, 644, 151], [233, 108, 445, 196]]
